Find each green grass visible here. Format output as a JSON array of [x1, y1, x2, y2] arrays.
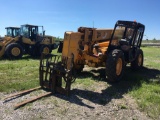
[[142, 46, 160, 69], [0, 49, 60, 93], [0, 58, 39, 92], [128, 46, 160, 119], [142, 40, 160, 43], [0, 47, 160, 119], [130, 83, 160, 118]]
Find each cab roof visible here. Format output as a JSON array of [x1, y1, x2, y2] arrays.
[[21, 24, 43, 27], [116, 20, 145, 29], [5, 27, 20, 29]]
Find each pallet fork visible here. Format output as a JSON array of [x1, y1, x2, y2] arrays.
[[3, 53, 76, 109], [39, 53, 76, 95]]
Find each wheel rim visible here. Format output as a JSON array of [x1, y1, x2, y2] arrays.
[[116, 58, 123, 76], [43, 47, 49, 54], [11, 47, 20, 56], [138, 54, 142, 66]]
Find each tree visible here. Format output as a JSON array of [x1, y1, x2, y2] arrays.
[[55, 36, 63, 42], [153, 38, 156, 41]]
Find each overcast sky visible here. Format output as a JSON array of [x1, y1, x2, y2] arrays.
[[0, 0, 160, 40]]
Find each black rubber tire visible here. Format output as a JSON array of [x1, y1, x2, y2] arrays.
[[56, 76, 62, 87], [106, 49, 125, 82], [74, 64, 84, 73], [131, 49, 143, 70], [5, 43, 23, 59], [39, 45, 51, 55], [49, 75, 62, 90]]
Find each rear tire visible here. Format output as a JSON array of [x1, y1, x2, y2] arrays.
[[131, 49, 143, 70], [106, 49, 125, 82], [40, 45, 51, 55], [5, 43, 23, 59]]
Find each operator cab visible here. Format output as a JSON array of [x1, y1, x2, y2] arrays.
[[110, 21, 145, 48], [20, 24, 45, 41], [109, 20, 145, 61], [5, 27, 20, 37]]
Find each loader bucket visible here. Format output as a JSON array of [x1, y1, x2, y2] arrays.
[[0, 45, 5, 58]]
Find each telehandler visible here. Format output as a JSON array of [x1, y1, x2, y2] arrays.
[[0, 24, 57, 59], [3, 20, 145, 109], [58, 20, 145, 82]]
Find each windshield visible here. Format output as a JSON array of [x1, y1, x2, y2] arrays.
[[111, 26, 135, 44], [6, 28, 12, 37], [20, 26, 29, 37], [6, 28, 19, 37], [38, 26, 43, 36], [14, 29, 20, 36], [112, 27, 125, 40]]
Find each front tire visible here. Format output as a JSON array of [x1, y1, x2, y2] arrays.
[[74, 64, 84, 73], [106, 49, 125, 82], [5, 43, 23, 59]]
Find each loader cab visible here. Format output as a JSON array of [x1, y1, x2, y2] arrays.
[[20, 24, 44, 41], [5, 27, 20, 37]]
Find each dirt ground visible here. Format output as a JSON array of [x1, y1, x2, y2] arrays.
[[0, 88, 151, 120], [0, 67, 152, 120]]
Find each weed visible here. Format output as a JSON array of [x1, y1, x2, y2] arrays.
[[118, 104, 128, 109]]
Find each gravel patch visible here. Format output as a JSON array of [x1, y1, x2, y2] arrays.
[[0, 88, 151, 120]]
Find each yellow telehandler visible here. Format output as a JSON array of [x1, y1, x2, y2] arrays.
[[57, 20, 145, 81]]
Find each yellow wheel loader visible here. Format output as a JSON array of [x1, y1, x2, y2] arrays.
[[0, 24, 57, 59], [0, 27, 20, 57]]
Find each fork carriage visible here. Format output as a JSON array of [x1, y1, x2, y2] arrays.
[[39, 53, 76, 95]]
